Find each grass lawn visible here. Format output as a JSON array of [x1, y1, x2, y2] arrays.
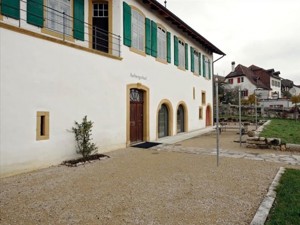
[[259, 119, 300, 144], [265, 169, 300, 225]]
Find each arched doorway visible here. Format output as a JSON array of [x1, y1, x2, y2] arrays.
[[206, 105, 212, 126], [177, 105, 184, 133], [130, 89, 144, 143], [158, 104, 169, 138]]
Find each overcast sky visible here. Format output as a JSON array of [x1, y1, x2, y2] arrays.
[[157, 0, 300, 84]]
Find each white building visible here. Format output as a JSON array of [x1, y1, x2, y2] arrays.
[[0, 0, 225, 177], [225, 63, 281, 99]]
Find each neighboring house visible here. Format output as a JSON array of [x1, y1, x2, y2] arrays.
[[0, 0, 225, 176], [225, 62, 281, 99]]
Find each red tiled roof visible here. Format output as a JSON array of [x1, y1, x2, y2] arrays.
[[226, 64, 271, 90]]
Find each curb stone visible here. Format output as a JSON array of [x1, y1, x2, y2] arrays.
[[250, 167, 285, 225]]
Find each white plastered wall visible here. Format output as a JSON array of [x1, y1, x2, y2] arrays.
[[0, 0, 215, 176]]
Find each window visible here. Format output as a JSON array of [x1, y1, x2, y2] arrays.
[[36, 112, 50, 140], [194, 50, 199, 75], [131, 8, 145, 52], [202, 55, 211, 79], [241, 90, 248, 97], [199, 107, 203, 119], [157, 26, 167, 60], [241, 77, 244, 82], [46, 0, 72, 35], [178, 39, 185, 68], [237, 77, 241, 83], [272, 80, 275, 86], [228, 79, 233, 84], [202, 91, 206, 105]]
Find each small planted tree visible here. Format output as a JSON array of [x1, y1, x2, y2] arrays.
[[72, 116, 98, 159]]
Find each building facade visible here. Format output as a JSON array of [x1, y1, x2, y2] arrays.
[[225, 63, 281, 100], [0, 0, 224, 176]]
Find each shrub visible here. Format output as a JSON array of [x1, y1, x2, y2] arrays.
[[72, 116, 98, 159]]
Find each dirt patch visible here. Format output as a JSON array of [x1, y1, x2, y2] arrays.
[[62, 153, 110, 167], [0, 148, 282, 225]]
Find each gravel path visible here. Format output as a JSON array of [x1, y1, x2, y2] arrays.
[[1, 147, 281, 225]]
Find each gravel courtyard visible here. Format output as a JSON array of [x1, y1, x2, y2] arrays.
[[0, 143, 282, 225]]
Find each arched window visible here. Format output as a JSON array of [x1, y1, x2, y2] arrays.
[[177, 105, 184, 133], [158, 104, 169, 138]]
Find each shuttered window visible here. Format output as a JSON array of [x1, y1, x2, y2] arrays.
[[202, 55, 206, 77], [157, 26, 166, 60], [123, 2, 131, 47], [178, 39, 185, 68], [194, 51, 199, 75], [198, 53, 202, 75], [185, 43, 188, 70], [174, 36, 179, 66], [73, 0, 84, 41], [151, 20, 157, 57], [131, 9, 145, 52], [27, 0, 44, 27], [145, 18, 151, 55], [1, 0, 20, 20], [190, 46, 194, 72], [208, 59, 211, 79], [46, 0, 71, 35], [167, 32, 171, 63]]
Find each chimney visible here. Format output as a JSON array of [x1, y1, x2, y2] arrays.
[[231, 61, 235, 72]]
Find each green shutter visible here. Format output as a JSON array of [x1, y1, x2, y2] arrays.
[[198, 53, 202, 75], [151, 20, 157, 57], [190, 46, 194, 72], [208, 59, 211, 79], [185, 43, 188, 70], [167, 32, 171, 63], [73, 0, 85, 41], [27, 0, 43, 27], [174, 36, 178, 66], [202, 55, 206, 77], [145, 18, 151, 55], [123, 2, 131, 47], [1, 0, 20, 20]]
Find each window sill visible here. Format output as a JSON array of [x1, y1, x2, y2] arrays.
[[41, 28, 75, 42], [177, 66, 186, 72], [130, 47, 146, 57], [156, 57, 168, 64]]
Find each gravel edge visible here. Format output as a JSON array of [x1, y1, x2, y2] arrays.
[[250, 166, 285, 225]]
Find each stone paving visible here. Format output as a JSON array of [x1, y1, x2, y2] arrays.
[[152, 144, 300, 166]]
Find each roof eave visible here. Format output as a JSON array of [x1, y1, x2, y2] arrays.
[[140, 0, 225, 55]]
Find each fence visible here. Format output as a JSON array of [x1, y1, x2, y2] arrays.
[[1, 0, 121, 57]]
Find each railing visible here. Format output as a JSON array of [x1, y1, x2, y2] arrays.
[[1, 0, 121, 57]]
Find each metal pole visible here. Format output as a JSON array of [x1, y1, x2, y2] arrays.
[[63, 12, 65, 41], [216, 77, 220, 166], [255, 95, 257, 130], [239, 88, 242, 147]]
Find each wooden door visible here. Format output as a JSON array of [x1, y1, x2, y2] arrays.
[[130, 89, 144, 143], [206, 106, 211, 126]]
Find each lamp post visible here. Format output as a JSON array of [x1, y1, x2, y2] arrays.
[[215, 77, 220, 166], [239, 87, 242, 147], [255, 95, 257, 130]]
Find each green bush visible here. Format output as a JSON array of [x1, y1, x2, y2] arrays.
[[72, 116, 98, 159]]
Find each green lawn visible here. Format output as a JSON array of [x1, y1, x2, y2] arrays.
[[265, 169, 300, 225], [259, 119, 300, 144]]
